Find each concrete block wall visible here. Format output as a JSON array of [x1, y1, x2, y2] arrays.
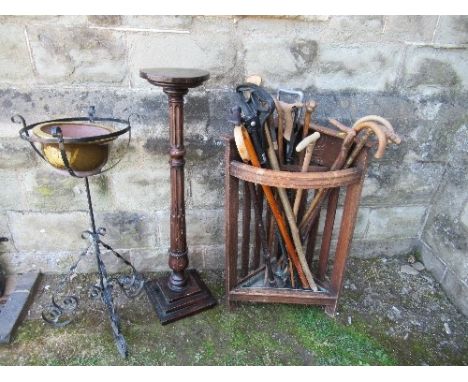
[[0, 16, 467, 313]]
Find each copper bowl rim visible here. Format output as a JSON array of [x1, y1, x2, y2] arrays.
[[32, 121, 118, 145]]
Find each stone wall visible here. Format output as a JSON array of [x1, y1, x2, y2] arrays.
[[0, 16, 467, 313], [420, 123, 468, 316]]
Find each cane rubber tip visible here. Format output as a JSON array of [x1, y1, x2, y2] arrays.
[[296, 132, 321, 152]]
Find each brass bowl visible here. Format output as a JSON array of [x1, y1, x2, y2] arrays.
[[32, 122, 117, 176]]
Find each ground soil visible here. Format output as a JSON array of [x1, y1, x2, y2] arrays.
[[0, 255, 466, 365]]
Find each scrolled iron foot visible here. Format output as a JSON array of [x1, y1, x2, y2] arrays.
[[42, 295, 79, 328], [88, 284, 103, 299], [112, 273, 145, 298]]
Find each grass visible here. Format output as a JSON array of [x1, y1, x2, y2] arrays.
[[0, 284, 397, 365]]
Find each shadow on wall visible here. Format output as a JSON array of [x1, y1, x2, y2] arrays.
[[0, 237, 8, 296]]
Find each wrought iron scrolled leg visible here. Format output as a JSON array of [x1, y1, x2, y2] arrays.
[[92, 231, 128, 358], [42, 296, 79, 327], [41, 243, 92, 328], [99, 239, 145, 298], [85, 177, 128, 358]]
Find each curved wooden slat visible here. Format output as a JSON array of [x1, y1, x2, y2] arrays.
[[229, 161, 362, 189]]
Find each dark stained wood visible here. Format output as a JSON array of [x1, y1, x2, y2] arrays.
[[145, 270, 216, 324], [251, 185, 263, 270], [238, 129, 311, 289], [224, 138, 239, 300], [139, 68, 210, 89], [166, 88, 189, 291], [325, 149, 369, 317], [298, 131, 356, 236], [280, 163, 328, 172], [236, 265, 266, 287], [229, 288, 336, 305], [318, 188, 340, 281], [230, 161, 362, 189], [224, 132, 371, 316], [240, 181, 251, 278], [141, 67, 216, 323]]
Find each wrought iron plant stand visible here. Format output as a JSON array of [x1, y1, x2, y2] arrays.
[[14, 107, 143, 358]]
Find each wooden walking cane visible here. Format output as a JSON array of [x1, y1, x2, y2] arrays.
[[299, 129, 356, 235], [233, 125, 311, 289], [298, 101, 317, 164], [263, 124, 319, 291], [293, 132, 321, 219], [300, 117, 401, 237]]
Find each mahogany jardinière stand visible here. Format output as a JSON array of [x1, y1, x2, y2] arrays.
[[140, 68, 216, 324]]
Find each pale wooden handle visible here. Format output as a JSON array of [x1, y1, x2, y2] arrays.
[[293, 146, 314, 217], [296, 132, 320, 153], [293, 132, 320, 217]]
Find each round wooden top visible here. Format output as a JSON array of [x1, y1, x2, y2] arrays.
[[139, 68, 210, 88]]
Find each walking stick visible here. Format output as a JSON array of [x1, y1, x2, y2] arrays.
[[234, 125, 311, 289], [293, 132, 321, 218], [298, 101, 317, 164], [263, 124, 319, 291]]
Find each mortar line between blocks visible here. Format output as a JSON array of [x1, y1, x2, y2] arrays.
[[443, 267, 468, 289], [432, 16, 441, 44], [381, 16, 387, 35], [420, 237, 448, 268], [87, 26, 191, 34], [363, 211, 371, 239], [393, 43, 409, 91], [417, 160, 450, 241], [23, 27, 37, 76], [4, 214, 19, 253], [403, 42, 468, 49], [124, 30, 132, 89]]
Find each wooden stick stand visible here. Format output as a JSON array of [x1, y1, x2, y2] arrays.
[[224, 127, 370, 316]]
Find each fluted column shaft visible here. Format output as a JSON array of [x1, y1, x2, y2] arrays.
[[165, 88, 189, 291]]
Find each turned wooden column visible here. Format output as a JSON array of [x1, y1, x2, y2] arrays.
[[166, 86, 189, 291], [140, 68, 216, 324]]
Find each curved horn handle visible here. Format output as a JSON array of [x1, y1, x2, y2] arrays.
[[352, 115, 401, 145], [296, 132, 321, 153], [353, 121, 387, 159]]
